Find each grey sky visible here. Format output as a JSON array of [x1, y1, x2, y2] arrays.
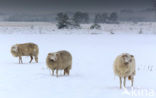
[[0, 0, 152, 13]]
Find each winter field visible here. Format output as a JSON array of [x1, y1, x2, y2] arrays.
[[0, 22, 156, 98], [0, 22, 155, 34]]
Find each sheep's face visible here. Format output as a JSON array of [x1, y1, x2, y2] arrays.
[[48, 53, 58, 61], [11, 45, 18, 57], [122, 54, 133, 65], [11, 45, 18, 52]]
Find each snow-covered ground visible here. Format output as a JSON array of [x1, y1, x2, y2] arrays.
[[0, 33, 156, 98], [0, 22, 155, 34]]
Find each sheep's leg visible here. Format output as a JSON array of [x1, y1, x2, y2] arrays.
[[64, 69, 66, 75], [52, 70, 54, 76], [19, 57, 20, 64], [56, 69, 58, 77], [124, 77, 126, 88], [29, 56, 33, 63], [66, 66, 71, 75], [64, 67, 70, 76], [35, 56, 38, 63], [19, 56, 23, 64], [21, 57, 23, 64], [119, 77, 122, 89], [66, 68, 70, 75], [68, 70, 70, 75], [131, 77, 134, 87], [64, 68, 67, 75]]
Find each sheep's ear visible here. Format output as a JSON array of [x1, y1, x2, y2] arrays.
[[59, 52, 63, 56], [131, 55, 134, 58], [56, 53, 60, 56], [122, 55, 125, 58], [48, 53, 51, 55]]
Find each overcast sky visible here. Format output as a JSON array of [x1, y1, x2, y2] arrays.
[[0, 0, 153, 14]]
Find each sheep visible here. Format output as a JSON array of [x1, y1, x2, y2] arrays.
[[11, 43, 39, 64], [113, 53, 136, 89], [46, 50, 72, 77]]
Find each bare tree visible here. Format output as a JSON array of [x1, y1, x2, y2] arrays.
[[56, 12, 70, 29], [109, 12, 118, 23], [72, 11, 89, 23]]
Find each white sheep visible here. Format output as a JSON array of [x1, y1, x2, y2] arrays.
[[113, 53, 136, 88], [46, 50, 72, 77], [11, 43, 39, 64]]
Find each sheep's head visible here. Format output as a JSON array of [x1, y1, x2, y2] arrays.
[[121, 53, 134, 65], [48, 52, 59, 62], [11, 45, 18, 57]]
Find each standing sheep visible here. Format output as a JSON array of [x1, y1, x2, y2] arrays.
[[11, 43, 39, 64], [46, 50, 72, 77], [113, 53, 136, 89]]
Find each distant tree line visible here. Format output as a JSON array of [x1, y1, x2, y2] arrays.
[[56, 11, 119, 29], [56, 12, 90, 29], [94, 12, 118, 24]]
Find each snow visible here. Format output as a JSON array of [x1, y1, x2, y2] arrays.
[[0, 22, 155, 34], [0, 22, 156, 98]]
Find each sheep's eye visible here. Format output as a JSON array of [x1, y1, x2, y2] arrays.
[[130, 59, 132, 62]]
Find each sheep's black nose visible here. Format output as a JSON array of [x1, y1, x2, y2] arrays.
[[50, 59, 54, 62], [124, 62, 128, 65]]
